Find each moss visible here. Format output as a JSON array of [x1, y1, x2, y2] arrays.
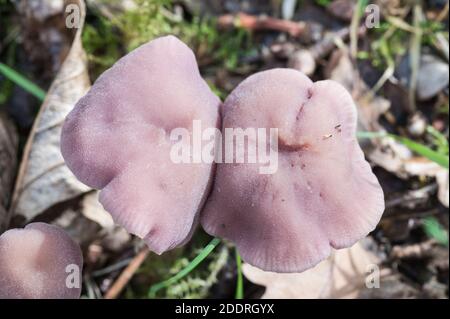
[[82, 15, 123, 80], [126, 231, 228, 299], [82, 0, 254, 81]]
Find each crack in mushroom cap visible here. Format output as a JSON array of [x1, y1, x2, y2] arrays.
[[0, 223, 83, 299], [61, 36, 221, 254], [201, 68, 385, 273]]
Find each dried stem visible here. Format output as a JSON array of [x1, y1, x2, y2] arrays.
[[218, 12, 306, 37], [104, 247, 150, 299]]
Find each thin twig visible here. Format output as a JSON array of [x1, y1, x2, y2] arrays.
[[104, 247, 150, 299], [218, 12, 306, 37], [91, 257, 133, 278]]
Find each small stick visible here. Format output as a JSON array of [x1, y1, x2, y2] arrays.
[[218, 12, 306, 37], [104, 247, 150, 299]]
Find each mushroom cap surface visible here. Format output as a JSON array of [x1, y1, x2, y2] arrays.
[[201, 68, 385, 273], [61, 36, 221, 254], [0, 223, 83, 299]]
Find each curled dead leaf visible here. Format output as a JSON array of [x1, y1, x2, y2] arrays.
[[7, 0, 91, 228], [242, 242, 381, 299]]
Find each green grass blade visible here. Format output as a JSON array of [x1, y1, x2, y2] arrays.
[[235, 249, 244, 299], [423, 217, 449, 246], [395, 135, 449, 169], [357, 131, 449, 169], [0, 62, 46, 101], [148, 237, 221, 298]]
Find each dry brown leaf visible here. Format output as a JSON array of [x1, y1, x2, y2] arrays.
[[7, 0, 91, 227], [370, 142, 449, 207], [52, 191, 129, 248], [242, 242, 380, 299], [0, 112, 18, 230], [52, 206, 100, 247]]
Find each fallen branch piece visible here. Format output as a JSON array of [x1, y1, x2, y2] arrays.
[[104, 247, 150, 299], [218, 13, 306, 37]]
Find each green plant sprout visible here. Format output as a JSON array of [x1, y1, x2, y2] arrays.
[[148, 237, 221, 298], [235, 249, 244, 299], [423, 217, 449, 247]]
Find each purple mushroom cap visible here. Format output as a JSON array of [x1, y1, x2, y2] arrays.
[[201, 69, 385, 273], [0, 223, 83, 299], [61, 36, 220, 254]]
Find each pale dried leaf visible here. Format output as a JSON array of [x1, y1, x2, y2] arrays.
[[368, 137, 414, 177], [82, 191, 115, 229], [53, 207, 100, 246], [53, 192, 129, 248], [242, 242, 380, 299], [436, 170, 449, 207], [370, 140, 449, 207], [9, 0, 91, 224]]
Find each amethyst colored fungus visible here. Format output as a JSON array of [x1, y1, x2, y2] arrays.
[[61, 36, 384, 274], [0, 223, 83, 299], [61, 36, 220, 254], [201, 69, 385, 272]]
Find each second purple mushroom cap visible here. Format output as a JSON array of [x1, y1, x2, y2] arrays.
[[201, 69, 385, 272]]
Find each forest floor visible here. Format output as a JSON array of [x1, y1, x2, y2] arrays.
[[0, 0, 448, 299]]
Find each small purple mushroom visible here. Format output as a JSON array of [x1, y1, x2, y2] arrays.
[[201, 69, 385, 273], [61, 36, 220, 254], [0, 223, 83, 299]]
